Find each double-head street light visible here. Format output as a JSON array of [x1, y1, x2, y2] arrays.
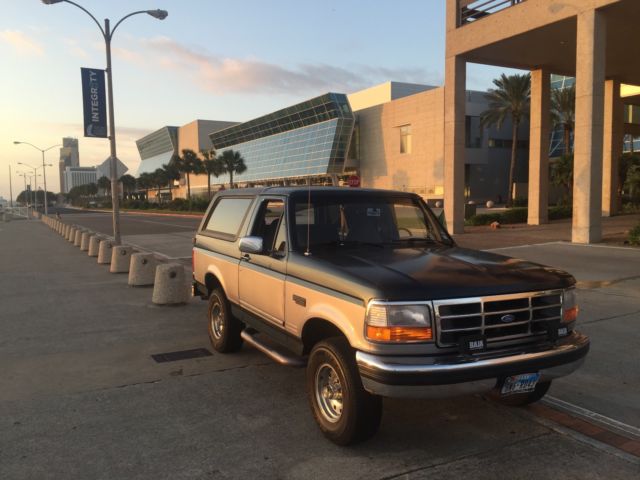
[[17, 161, 53, 211], [14, 141, 60, 214], [41, 0, 168, 244], [16, 171, 41, 216]]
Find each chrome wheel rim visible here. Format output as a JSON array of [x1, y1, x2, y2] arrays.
[[315, 363, 343, 423], [210, 301, 224, 339]]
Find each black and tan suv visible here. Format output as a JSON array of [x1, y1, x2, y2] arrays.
[[193, 187, 589, 444]]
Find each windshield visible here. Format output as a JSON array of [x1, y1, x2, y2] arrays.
[[290, 194, 452, 252]]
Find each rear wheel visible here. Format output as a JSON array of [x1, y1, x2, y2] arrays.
[[207, 288, 243, 353], [306, 337, 382, 445], [488, 380, 551, 407]]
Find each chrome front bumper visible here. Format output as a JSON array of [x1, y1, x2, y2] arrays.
[[356, 332, 589, 398]]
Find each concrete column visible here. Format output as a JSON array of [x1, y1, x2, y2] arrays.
[[444, 55, 466, 234], [572, 10, 606, 244], [528, 68, 551, 225], [602, 79, 623, 217]]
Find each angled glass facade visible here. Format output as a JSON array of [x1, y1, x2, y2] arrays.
[[209, 93, 354, 183], [549, 75, 575, 158], [135, 126, 178, 175]]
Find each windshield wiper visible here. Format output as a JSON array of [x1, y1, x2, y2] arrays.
[[336, 240, 386, 249]]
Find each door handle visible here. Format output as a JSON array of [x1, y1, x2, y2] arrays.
[[241, 253, 251, 261]]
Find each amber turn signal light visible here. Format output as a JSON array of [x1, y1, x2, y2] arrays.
[[366, 325, 433, 342], [562, 306, 578, 323]]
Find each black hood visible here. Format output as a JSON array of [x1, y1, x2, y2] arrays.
[[307, 245, 575, 301]]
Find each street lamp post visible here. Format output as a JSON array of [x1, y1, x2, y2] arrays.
[[18, 161, 53, 212], [42, 0, 168, 245], [14, 142, 60, 214]]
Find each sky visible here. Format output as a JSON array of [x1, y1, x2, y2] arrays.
[[0, 0, 522, 200]]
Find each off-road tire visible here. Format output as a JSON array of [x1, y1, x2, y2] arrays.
[[207, 288, 243, 353], [306, 337, 382, 445]]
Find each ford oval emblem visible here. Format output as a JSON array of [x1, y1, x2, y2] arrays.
[[500, 314, 516, 323]]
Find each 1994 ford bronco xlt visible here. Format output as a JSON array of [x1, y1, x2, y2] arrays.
[[193, 187, 589, 445]]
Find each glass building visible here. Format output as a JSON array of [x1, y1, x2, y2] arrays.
[[209, 93, 355, 184], [135, 126, 178, 175], [549, 75, 575, 158]]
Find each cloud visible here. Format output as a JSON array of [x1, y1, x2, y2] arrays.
[[0, 30, 44, 56], [124, 36, 441, 96], [63, 38, 89, 59]]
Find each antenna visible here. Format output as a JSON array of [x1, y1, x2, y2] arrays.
[[304, 177, 311, 256]]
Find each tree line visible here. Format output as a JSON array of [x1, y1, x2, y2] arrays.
[[137, 148, 247, 201]]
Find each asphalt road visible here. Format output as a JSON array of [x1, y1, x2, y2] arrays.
[[53, 207, 202, 236], [53, 207, 202, 259], [1, 219, 639, 479]]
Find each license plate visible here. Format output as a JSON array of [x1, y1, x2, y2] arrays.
[[500, 373, 540, 396]]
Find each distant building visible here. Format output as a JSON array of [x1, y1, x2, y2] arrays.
[[58, 137, 79, 193], [63, 166, 97, 192]]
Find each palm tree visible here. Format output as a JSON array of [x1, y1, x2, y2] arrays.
[[120, 174, 136, 199], [137, 172, 153, 200], [201, 149, 224, 199], [97, 176, 111, 196], [152, 168, 169, 202], [551, 154, 573, 206], [176, 149, 204, 200], [551, 83, 575, 156], [219, 150, 247, 189], [480, 73, 531, 207], [162, 161, 181, 199]]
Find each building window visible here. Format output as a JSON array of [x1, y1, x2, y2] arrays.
[[400, 125, 412, 154], [465, 116, 482, 148], [488, 138, 529, 149]]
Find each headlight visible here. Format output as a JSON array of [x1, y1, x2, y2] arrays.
[[365, 302, 433, 343], [562, 288, 578, 324]]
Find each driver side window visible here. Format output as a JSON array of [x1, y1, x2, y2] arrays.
[[250, 199, 285, 254]]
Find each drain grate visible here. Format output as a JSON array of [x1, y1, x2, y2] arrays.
[[151, 348, 213, 363]]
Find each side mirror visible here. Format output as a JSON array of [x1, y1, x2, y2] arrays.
[[239, 236, 263, 254]]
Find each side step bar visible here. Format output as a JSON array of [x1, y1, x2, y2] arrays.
[[241, 329, 307, 368]]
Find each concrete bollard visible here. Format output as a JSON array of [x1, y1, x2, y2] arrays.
[[67, 226, 76, 242], [128, 253, 157, 287], [74, 228, 84, 247], [2, 213, 11, 222], [152, 263, 188, 305], [80, 231, 92, 251], [64, 224, 71, 238], [88, 235, 103, 257], [110, 246, 134, 273], [97, 240, 113, 265]]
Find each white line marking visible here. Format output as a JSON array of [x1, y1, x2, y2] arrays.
[[487, 241, 640, 253], [543, 395, 640, 440], [484, 241, 564, 252]]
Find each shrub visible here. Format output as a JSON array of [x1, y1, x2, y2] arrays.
[[629, 223, 640, 246], [466, 213, 502, 226], [500, 207, 528, 224], [549, 205, 572, 220]]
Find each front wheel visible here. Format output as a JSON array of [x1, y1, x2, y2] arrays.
[[306, 337, 382, 445], [207, 288, 243, 353], [488, 380, 551, 407]]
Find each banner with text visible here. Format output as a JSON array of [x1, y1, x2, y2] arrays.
[[81, 67, 107, 138]]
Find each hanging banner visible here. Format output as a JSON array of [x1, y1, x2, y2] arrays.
[[80, 67, 108, 138]]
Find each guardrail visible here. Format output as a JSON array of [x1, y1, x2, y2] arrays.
[[5, 206, 30, 218], [458, 0, 526, 26]]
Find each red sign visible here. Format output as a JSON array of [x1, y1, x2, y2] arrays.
[[348, 175, 360, 187]]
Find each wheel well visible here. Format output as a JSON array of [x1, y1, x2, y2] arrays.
[[204, 273, 223, 297], [301, 318, 346, 354]]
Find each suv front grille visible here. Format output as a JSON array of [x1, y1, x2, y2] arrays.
[[434, 290, 562, 347]]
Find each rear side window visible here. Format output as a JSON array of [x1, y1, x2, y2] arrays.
[[204, 197, 253, 237]]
